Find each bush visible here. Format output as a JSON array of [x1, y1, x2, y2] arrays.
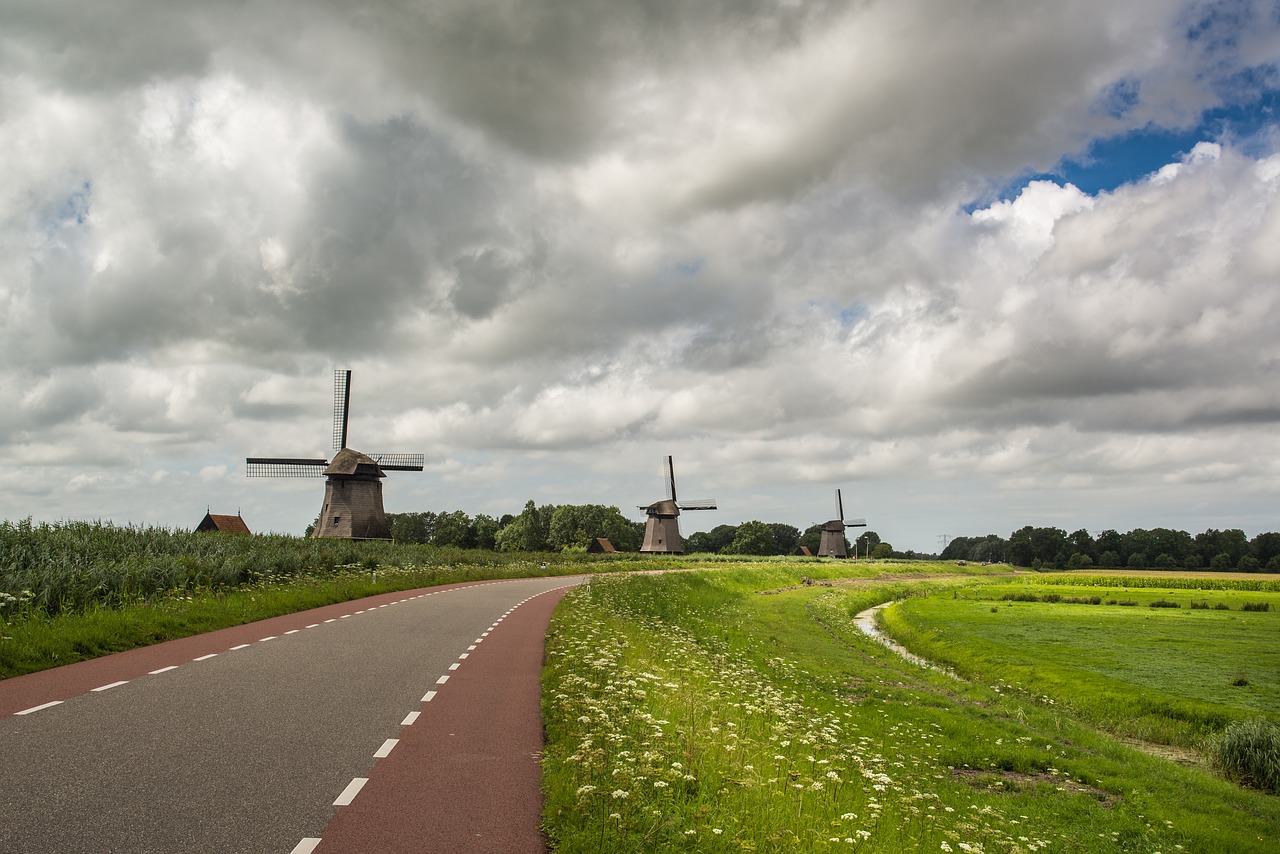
[[1241, 602, 1272, 612], [1149, 599, 1181, 609], [1189, 600, 1210, 610], [1206, 718, 1280, 793]]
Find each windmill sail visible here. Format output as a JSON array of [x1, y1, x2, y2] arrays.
[[246, 458, 328, 477], [368, 453, 425, 471], [332, 369, 351, 450]]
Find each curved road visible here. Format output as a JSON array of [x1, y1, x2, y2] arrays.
[[0, 576, 583, 853]]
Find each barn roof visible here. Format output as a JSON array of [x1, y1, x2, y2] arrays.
[[197, 512, 251, 535]]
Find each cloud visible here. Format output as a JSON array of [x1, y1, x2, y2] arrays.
[[0, 1, 1277, 546]]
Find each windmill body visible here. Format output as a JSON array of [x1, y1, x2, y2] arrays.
[[639, 456, 716, 554], [247, 370, 423, 540], [817, 488, 866, 558]]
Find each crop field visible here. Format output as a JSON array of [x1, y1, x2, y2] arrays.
[[541, 567, 1280, 852]]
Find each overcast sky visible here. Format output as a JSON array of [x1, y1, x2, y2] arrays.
[[2, 1, 1278, 551]]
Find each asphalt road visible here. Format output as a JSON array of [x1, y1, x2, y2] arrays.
[[0, 576, 583, 853]]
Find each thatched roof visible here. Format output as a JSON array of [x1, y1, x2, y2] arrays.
[[324, 448, 386, 478]]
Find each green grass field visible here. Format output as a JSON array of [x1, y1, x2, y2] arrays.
[[541, 567, 1280, 852], [881, 581, 1280, 747]]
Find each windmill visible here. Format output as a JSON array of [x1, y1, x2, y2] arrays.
[[246, 369, 424, 540], [817, 488, 866, 558], [638, 455, 717, 554]]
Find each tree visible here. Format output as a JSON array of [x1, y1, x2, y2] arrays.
[[472, 514, 500, 550], [433, 510, 476, 548], [1068, 529, 1096, 563], [855, 530, 881, 556], [726, 521, 777, 556], [549, 505, 640, 551], [870, 543, 893, 559], [799, 525, 824, 555], [388, 511, 435, 544], [768, 523, 801, 555], [495, 500, 554, 551], [686, 524, 738, 554], [1067, 552, 1093, 569]]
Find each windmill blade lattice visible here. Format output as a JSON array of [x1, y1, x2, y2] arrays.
[[332, 369, 351, 450], [368, 453, 425, 472], [246, 458, 328, 477]]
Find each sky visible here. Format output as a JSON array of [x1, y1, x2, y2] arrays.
[[2, 0, 1279, 552]]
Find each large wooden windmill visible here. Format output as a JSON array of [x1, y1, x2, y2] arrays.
[[638, 455, 716, 554], [817, 488, 866, 558], [246, 369, 423, 540]]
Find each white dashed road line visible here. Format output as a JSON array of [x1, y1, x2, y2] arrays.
[[15, 700, 63, 716], [91, 681, 128, 692], [333, 777, 367, 807]]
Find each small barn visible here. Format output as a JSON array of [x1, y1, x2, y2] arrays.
[[196, 511, 251, 535], [587, 537, 617, 554]]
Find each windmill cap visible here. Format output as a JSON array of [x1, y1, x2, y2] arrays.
[[324, 448, 387, 478], [645, 499, 680, 516]]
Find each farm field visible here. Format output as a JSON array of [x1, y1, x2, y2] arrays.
[[881, 579, 1280, 746], [541, 567, 1280, 853]]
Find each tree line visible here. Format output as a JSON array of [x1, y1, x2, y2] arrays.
[[384, 501, 904, 556], [942, 526, 1280, 571]]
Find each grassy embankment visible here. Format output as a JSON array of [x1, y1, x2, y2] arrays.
[[540, 565, 1280, 852]]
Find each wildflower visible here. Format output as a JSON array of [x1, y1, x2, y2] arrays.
[[653, 780, 668, 788], [713, 829, 723, 835], [576, 785, 597, 797], [611, 789, 630, 799]]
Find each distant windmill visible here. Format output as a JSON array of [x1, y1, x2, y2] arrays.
[[817, 488, 866, 558], [247, 369, 423, 540], [638, 455, 717, 554]]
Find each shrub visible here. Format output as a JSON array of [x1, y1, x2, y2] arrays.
[[1206, 718, 1280, 793], [1149, 599, 1181, 609], [1189, 600, 1210, 610], [1241, 602, 1271, 612], [1214, 603, 1231, 611], [1117, 599, 1138, 606]]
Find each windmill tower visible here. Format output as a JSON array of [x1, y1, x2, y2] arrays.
[[246, 369, 424, 540], [817, 489, 866, 558], [638, 455, 716, 554]]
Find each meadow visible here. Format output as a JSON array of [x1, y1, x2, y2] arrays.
[[881, 578, 1280, 746], [5, 521, 1278, 850], [540, 566, 1280, 852]]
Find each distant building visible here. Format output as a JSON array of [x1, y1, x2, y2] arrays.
[[587, 537, 617, 553], [196, 511, 251, 535], [794, 546, 814, 557]]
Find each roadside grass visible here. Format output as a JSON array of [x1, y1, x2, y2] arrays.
[[0, 519, 976, 679], [541, 567, 1280, 852], [879, 582, 1280, 749]]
